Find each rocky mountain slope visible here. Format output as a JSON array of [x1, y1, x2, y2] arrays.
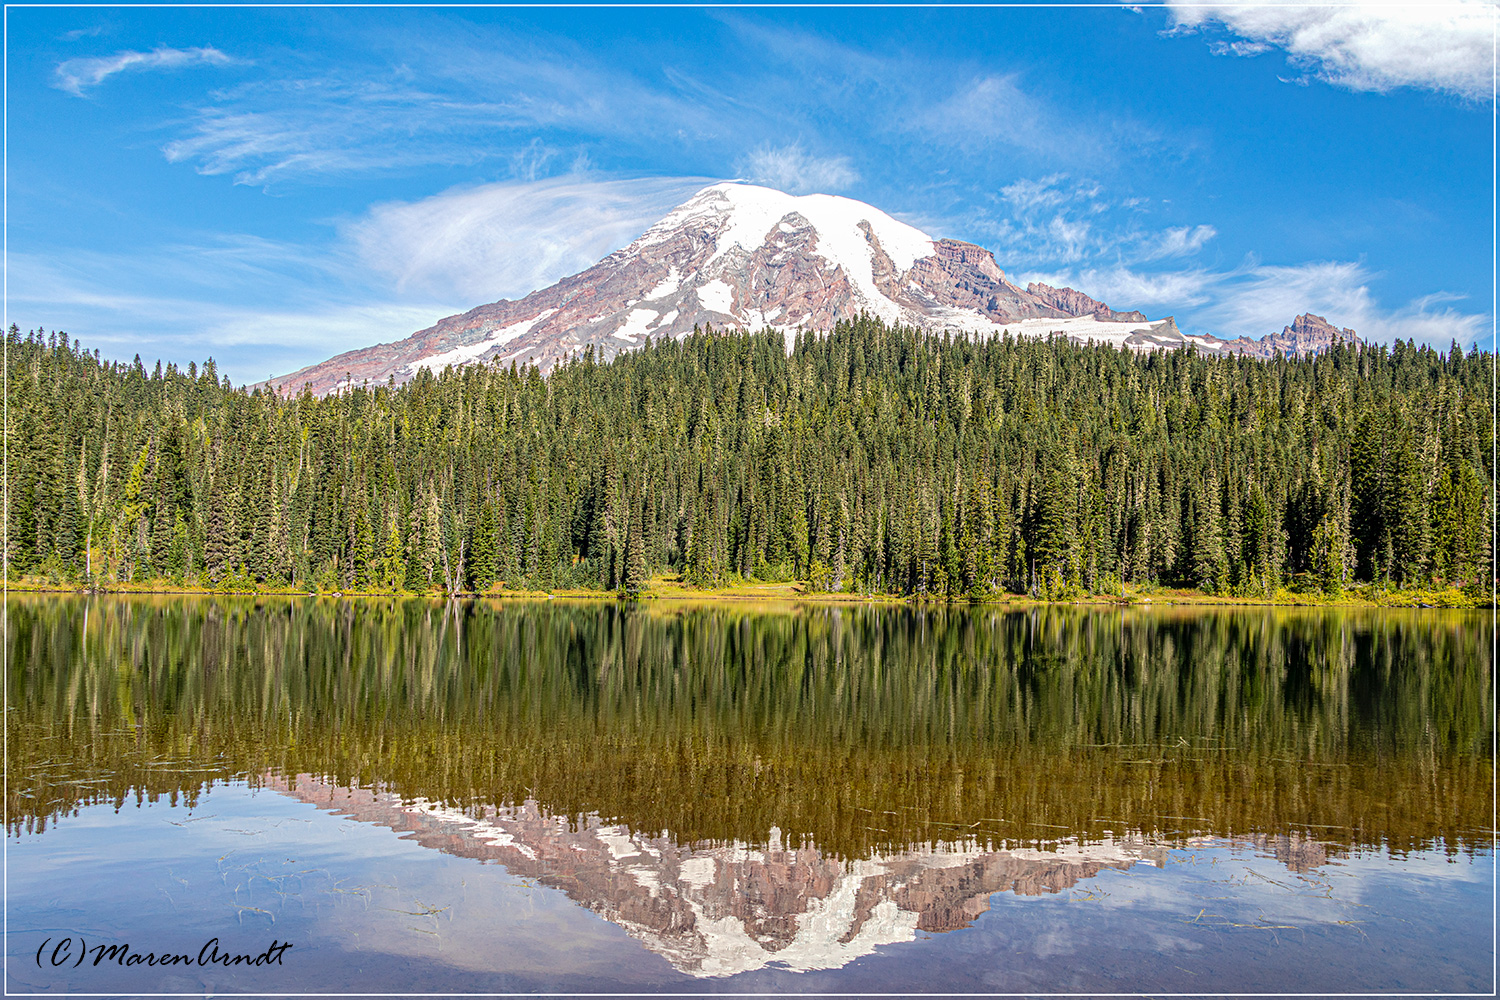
[[268, 183, 1360, 395]]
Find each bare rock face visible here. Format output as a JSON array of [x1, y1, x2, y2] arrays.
[[893, 240, 1066, 320], [1210, 313, 1360, 360], [263, 184, 1365, 396], [1271, 313, 1362, 355], [1026, 281, 1148, 323]]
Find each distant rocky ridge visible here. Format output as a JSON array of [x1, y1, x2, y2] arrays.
[[266, 772, 1332, 978], [266, 184, 1361, 396], [1213, 312, 1362, 358], [1025, 281, 1147, 323]]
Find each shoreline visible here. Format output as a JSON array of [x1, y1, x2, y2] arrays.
[[3, 578, 1489, 610]]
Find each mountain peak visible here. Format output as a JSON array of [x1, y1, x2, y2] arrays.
[[266, 185, 1363, 395], [622, 180, 938, 276]]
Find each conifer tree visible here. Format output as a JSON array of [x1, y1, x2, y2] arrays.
[[622, 501, 648, 598], [2, 321, 1491, 601]]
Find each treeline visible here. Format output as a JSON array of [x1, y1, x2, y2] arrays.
[[4, 317, 1493, 599]]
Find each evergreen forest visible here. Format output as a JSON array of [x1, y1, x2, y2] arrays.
[[5, 318, 1493, 601]]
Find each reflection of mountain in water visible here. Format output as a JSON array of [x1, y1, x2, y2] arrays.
[[272, 773, 1319, 977], [10, 599, 1491, 860]]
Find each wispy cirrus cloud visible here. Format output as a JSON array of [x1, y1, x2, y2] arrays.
[[343, 175, 715, 302], [127, 18, 1169, 198], [7, 248, 460, 382], [975, 174, 1108, 264], [54, 45, 237, 96], [969, 174, 1216, 269], [1137, 224, 1219, 261], [60, 24, 106, 42], [716, 15, 1163, 179], [1166, 1, 1495, 100], [8, 174, 720, 382], [736, 144, 858, 195], [161, 77, 519, 184], [1031, 265, 1219, 311], [1000, 174, 1104, 215], [154, 37, 733, 187], [913, 72, 1167, 170], [917, 76, 1079, 159]]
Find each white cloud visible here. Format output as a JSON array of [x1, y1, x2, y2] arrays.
[[341, 175, 714, 303], [1208, 40, 1273, 58], [7, 174, 717, 382], [1199, 259, 1372, 336], [921, 75, 1072, 157], [1199, 259, 1491, 347], [7, 250, 457, 380], [977, 175, 1210, 268], [161, 78, 516, 185], [1167, 1, 1495, 100], [1023, 258, 1489, 350], [1137, 225, 1218, 261], [1034, 265, 1219, 310], [976, 173, 1483, 350], [60, 25, 106, 42], [54, 46, 236, 96], [737, 144, 858, 195]]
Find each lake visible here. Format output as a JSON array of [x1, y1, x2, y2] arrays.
[[4, 596, 1493, 993]]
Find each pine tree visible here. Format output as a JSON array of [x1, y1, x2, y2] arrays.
[[470, 497, 499, 593], [622, 500, 648, 598], [1028, 448, 1076, 596], [378, 511, 406, 593]]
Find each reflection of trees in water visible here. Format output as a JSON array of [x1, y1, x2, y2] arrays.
[[6, 596, 1491, 857]]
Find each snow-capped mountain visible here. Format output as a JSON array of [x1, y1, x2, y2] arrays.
[[268, 182, 1359, 395]]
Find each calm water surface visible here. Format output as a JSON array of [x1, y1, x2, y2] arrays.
[[4, 596, 1493, 993]]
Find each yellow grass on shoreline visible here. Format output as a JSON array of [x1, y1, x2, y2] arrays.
[[3, 574, 1488, 609]]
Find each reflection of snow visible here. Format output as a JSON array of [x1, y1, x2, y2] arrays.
[[626, 864, 662, 896], [679, 856, 716, 889], [407, 798, 537, 858], [675, 870, 921, 977], [598, 829, 642, 861], [316, 789, 1171, 978], [273, 777, 1368, 983]]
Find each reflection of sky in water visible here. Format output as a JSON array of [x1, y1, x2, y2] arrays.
[[9, 785, 667, 993], [8, 598, 1492, 992], [7, 782, 1493, 995]]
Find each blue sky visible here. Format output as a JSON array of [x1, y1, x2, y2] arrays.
[[7, 4, 1494, 384]]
